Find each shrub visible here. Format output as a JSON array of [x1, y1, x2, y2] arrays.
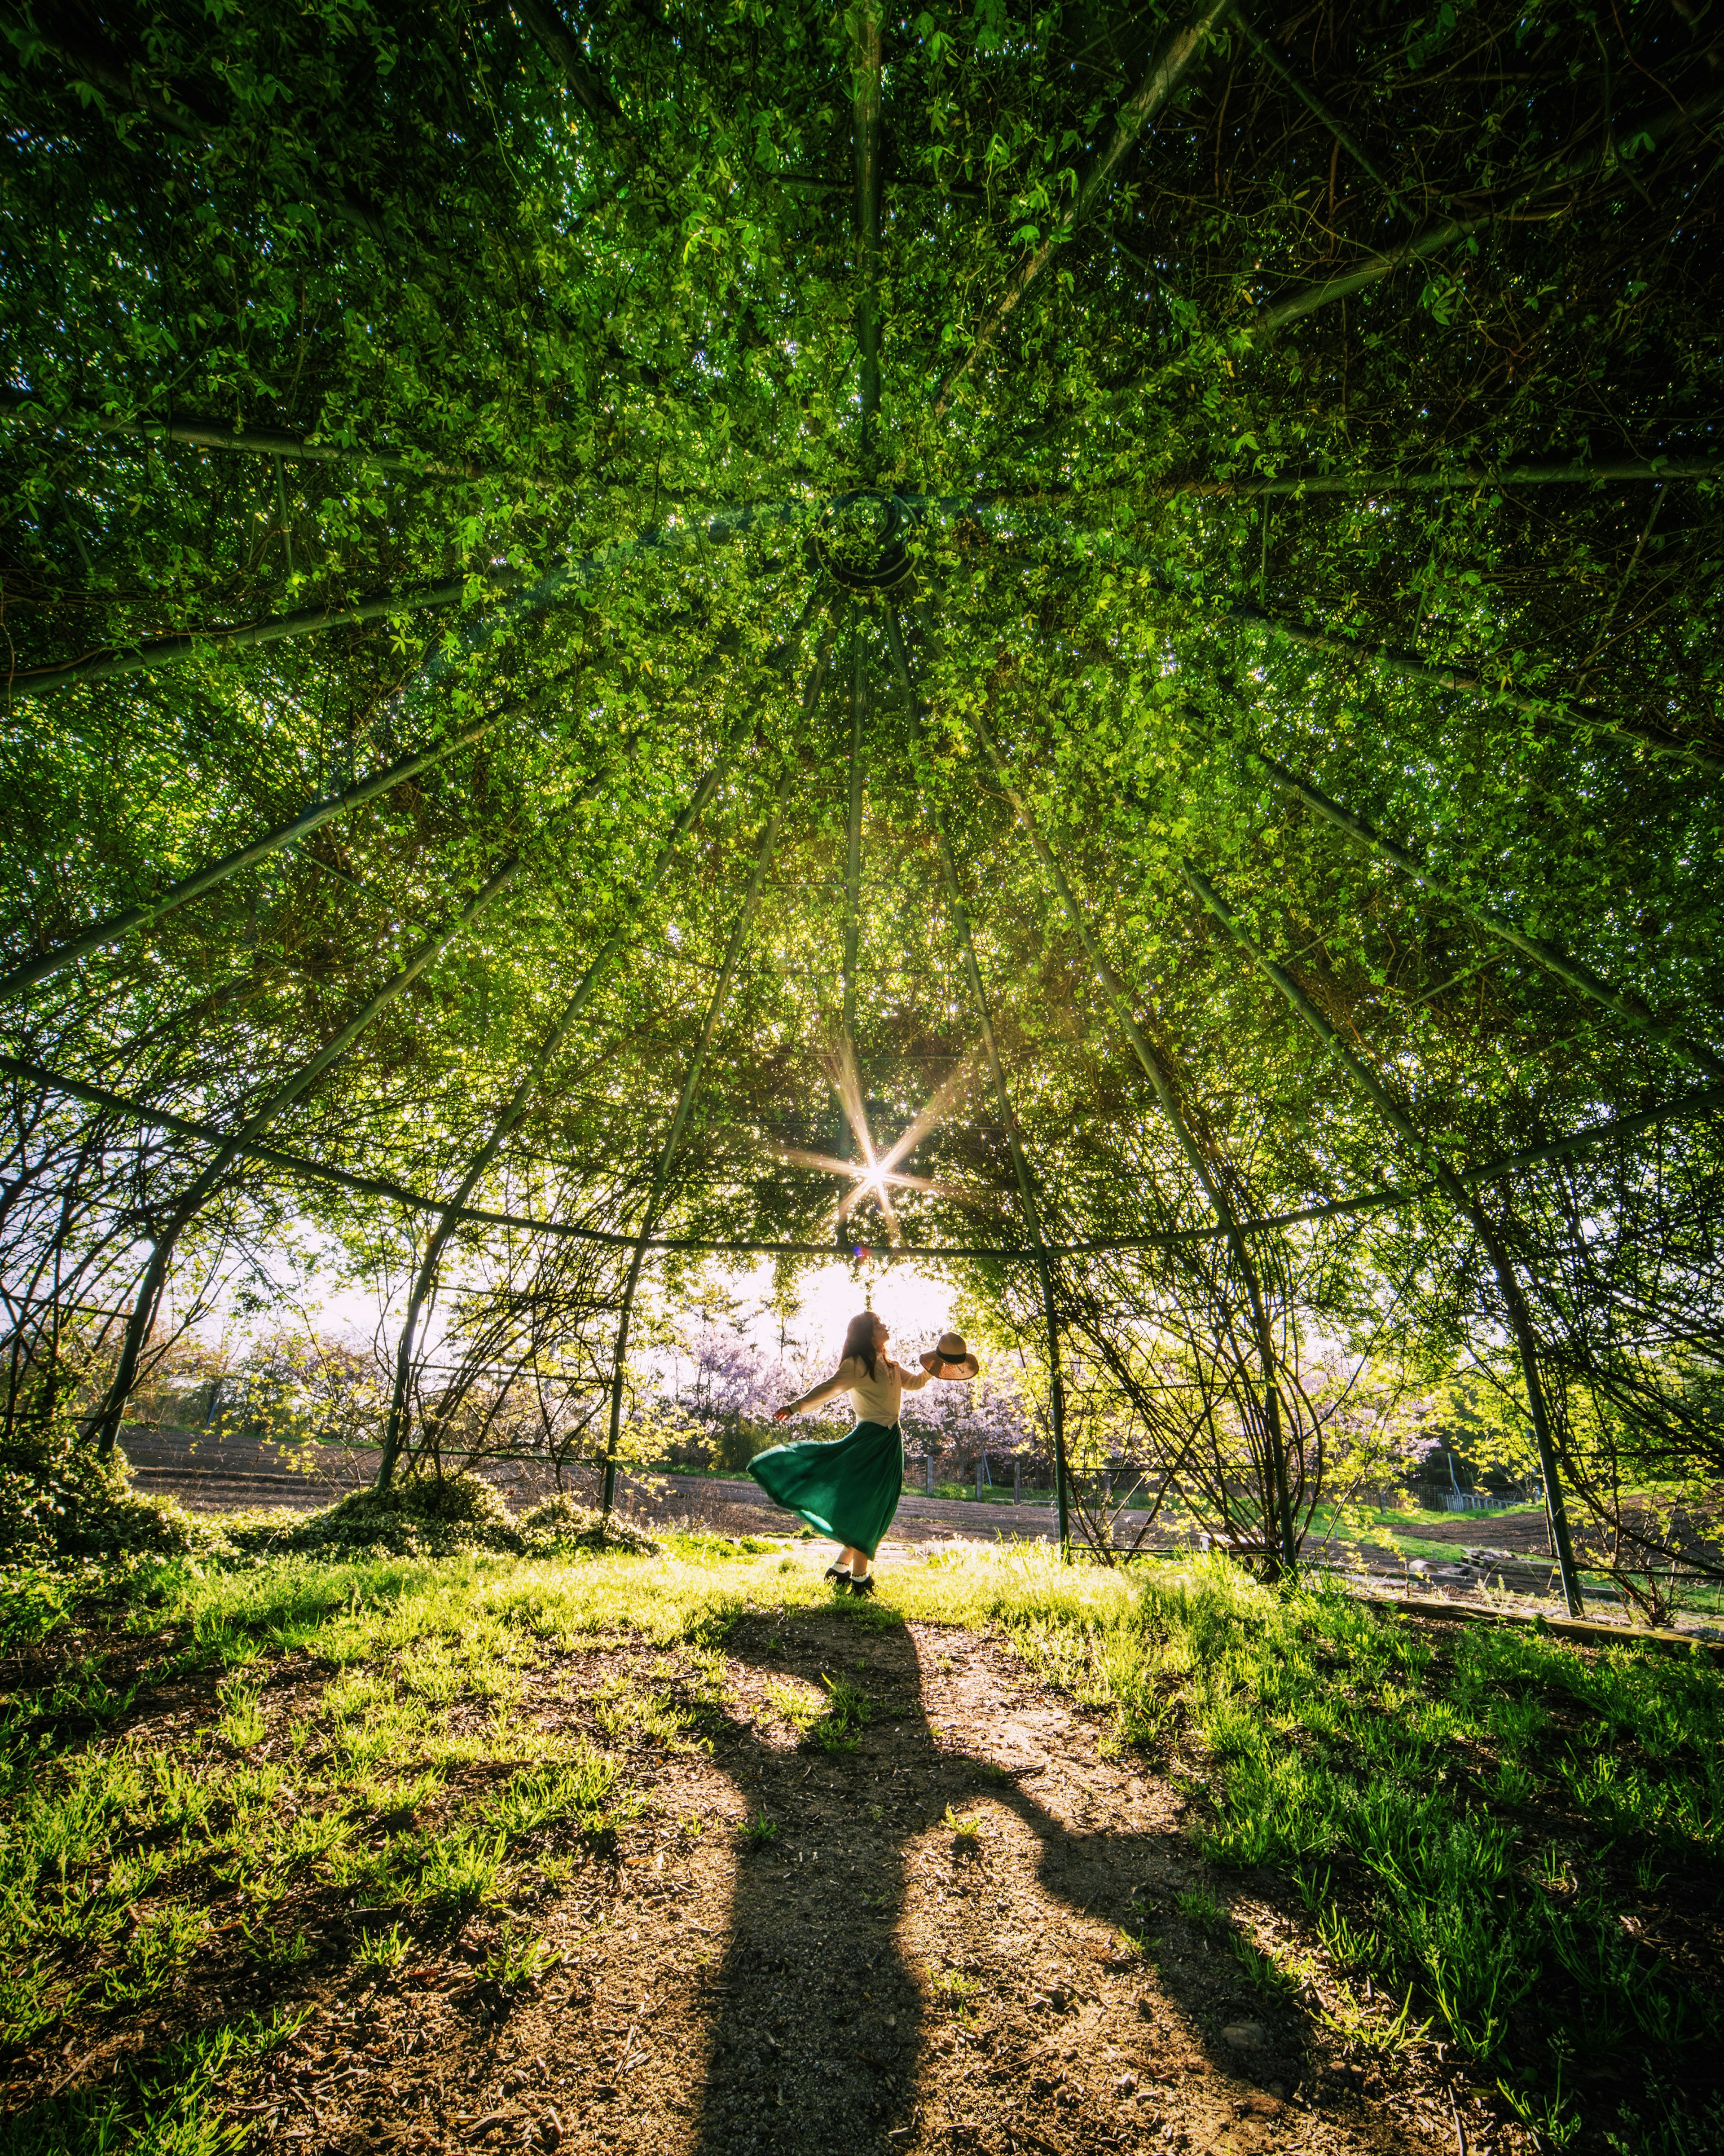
[[0, 1426, 220, 1561], [517, 1493, 658, 1555], [257, 1475, 660, 1560], [275, 1471, 517, 1558], [707, 1420, 780, 1474], [0, 1428, 663, 1568]]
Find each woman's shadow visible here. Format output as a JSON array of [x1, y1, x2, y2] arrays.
[[693, 1603, 931, 2153], [689, 1595, 1276, 2156]]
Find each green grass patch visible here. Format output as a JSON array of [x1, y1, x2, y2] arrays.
[[0, 2006, 303, 2156], [486, 1749, 625, 1842], [2, 1533, 1718, 2152], [890, 1543, 1722, 2141]]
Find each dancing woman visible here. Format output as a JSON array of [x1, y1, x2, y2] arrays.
[[750, 1310, 978, 1593]]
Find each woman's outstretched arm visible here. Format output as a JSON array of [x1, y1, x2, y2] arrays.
[[897, 1361, 933, 1392], [773, 1360, 852, 1423]]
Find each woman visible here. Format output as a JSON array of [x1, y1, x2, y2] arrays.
[[750, 1310, 948, 1593]]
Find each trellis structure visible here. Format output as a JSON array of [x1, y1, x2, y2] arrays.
[[5, 1, 1724, 1613]]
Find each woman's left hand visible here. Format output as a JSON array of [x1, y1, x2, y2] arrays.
[[773, 1406, 792, 1424]]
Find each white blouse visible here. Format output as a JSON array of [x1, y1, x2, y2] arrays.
[[832, 1353, 930, 1426]]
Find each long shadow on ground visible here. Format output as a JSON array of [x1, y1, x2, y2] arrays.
[[673, 1598, 1392, 2156]]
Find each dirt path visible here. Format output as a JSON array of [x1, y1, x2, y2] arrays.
[[265, 1603, 1465, 2156]]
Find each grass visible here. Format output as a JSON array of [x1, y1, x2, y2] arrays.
[[1175, 1590, 1706, 2138], [927, 1961, 980, 2006], [924, 1481, 1040, 1504], [1, 1535, 1719, 2152], [0, 2007, 304, 2156], [1176, 1885, 1229, 1933], [486, 1750, 623, 1841], [763, 1669, 871, 1751], [807, 1673, 871, 1752], [1309, 1501, 1546, 1565], [482, 1927, 556, 1993], [1304, 1503, 1724, 1620], [894, 1544, 1722, 2147], [1309, 1497, 1542, 1533], [353, 1920, 409, 1971]]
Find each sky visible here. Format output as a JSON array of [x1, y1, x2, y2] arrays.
[[715, 1255, 959, 1372], [189, 1231, 959, 1393]]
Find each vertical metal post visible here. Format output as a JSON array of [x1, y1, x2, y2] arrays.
[[600, 781, 792, 1517], [963, 698, 1297, 1570], [1258, 498, 1269, 606], [885, 608, 1072, 1558], [1039, 1257, 1071, 1558], [844, 611, 865, 1054], [1521, 1354, 1586, 1611], [1183, 862, 1586, 1617], [88, 860, 520, 1457], [274, 455, 294, 578], [376, 754, 732, 1489], [839, 607, 866, 1173]]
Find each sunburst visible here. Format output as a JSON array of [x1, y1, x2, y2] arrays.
[[756, 1041, 985, 1251]]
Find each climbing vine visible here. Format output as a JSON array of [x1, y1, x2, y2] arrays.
[[3, 0, 1722, 1592]]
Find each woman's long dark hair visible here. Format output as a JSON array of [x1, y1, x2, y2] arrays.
[[840, 1309, 880, 1379]]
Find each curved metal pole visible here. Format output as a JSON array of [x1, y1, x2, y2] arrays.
[[844, 608, 866, 1054], [1026, 521, 1723, 772], [0, 391, 493, 480], [14, 1043, 1718, 1263], [1184, 863, 1585, 1615], [963, 699, 1297, 1570], [16, 569, 513, 698], [12, 501, 805, 698], [1173, 454, 1724, 497], [87, 858, 520, 1458], [0, 669, 577, 1002], [853, 7, 882, 472], [935, 1, 1230, 417], [1201, 722, 1724, 1077], [1254, 82, 1724, 334], [594, 598, 831, 1519], [599, 776, 794, 1517], [376, 750, 736, 1490], [836, 603, 869, 1186], [515, 0, 623, 125], [884, 608, 1072, 1557], [8, 622, 748, 1009], [1229, 7, 1407, 218]]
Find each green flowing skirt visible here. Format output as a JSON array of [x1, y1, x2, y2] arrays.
[[748, 1420, 904, 1556]]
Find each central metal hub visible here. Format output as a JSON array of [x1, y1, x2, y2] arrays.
[[810, 490, 915, 594]]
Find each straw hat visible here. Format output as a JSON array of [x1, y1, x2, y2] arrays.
[[920, 1331, 980, 1380]]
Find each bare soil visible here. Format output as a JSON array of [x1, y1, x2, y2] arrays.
[[9, 1594, 1529, 2156], [1388, 1515, 1554, 1556], [1401, 1508, 1723, 1569], [281, 1615, 1462, 2155]]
